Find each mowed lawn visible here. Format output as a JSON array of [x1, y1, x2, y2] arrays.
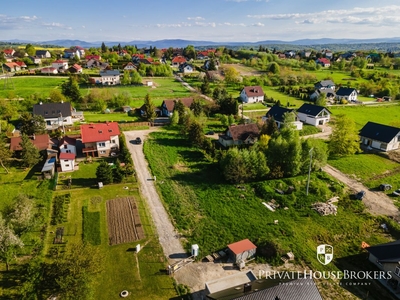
[[329, 104, 400, 129]]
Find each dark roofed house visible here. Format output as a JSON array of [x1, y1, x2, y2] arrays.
[[296, 103, 331, 126], [160, 98, 194, 117], [263, 106, 303, 130], [219, 124, 259, 147], [35, 50, 51, 58], [314, 80, 335, 91], [359, 122, 400, 152], [33, 102, 73, 130], [366, 240, 400, 294], [335, 87, 358, 102], [207, 275, 323, 300], [310, 88, 336, 102]]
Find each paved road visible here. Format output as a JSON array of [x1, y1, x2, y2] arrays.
[[124, 129, 186, 262]]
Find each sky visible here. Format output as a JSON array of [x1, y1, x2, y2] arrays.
[[2, 0, 400, 43]]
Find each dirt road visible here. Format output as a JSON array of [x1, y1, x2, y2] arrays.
[[323, 164, 399, 217], [124, 129, 186, 262]]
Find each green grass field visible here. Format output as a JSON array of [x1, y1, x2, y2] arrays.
[[329, 104, 400, 129], [0, 77, 67, 99]]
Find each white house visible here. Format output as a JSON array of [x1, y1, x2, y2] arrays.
[[99, 70, 121, 85], [52, 60, 69, 71], [218, 124, 259, 147], [335, 87, 358, 102], [41, 67, 58, 74], [59, 152, 75, 172], [179, 63, 194, 74], [80, 122, 120, 157], [33, 102, 73, 130], [240, 86, 265, 103], [123, 62, 136, 71], [296, 103, 331, 126], [359, 122, 400, 152], [59, 136, 77, 155], [263, 106, 303, 130]]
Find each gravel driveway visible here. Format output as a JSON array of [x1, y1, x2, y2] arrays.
[[124, 129, 186, 262], [323, 164, 399, 217]]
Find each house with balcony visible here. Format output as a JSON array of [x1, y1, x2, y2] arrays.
[[296, 103, 331, 126], [52, 60, 69, 72], [33, 102, 73, 130], [99, 70, 121, 85], [240, 86, 265, 103], [80, 122, 120, 157]]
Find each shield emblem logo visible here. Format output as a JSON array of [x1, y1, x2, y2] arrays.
[[317, 244, 333, 265]]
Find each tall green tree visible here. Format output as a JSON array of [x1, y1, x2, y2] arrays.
[[315, 94, 326, 107], [101, 42, 107, 53], [174, 100, 186, 125], [121, 70, 131, 85], [143, 94, 156, 121], [329, 115, 361, 156], [190, 98, 203, 117], [187, 120, 204, 148], [200, 77, 211, 95], [183, 45, 196, 60], [131, 70, 143, 85], [48, 89, 67, 103], [96, 161, 113, 185], [19, 113, 46, 136], [25, 44, 36, 56], [268, 62, 280, 74], [0, 137, 12, 173], [224, 66, 241, 85], [61, 76, 81, 102], [261, 116, 278, 136], [0, 216, 24, 271], [6, 194, 34, 236], [20, 135, 41, 168]]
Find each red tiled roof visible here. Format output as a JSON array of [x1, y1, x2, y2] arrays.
[[60, 136, 76, 146], [132, 54, 145, 59], [243, 86, 264, 97], [86, 55, 101, 60], [227, 239, 257, 255], [53, 60, 66, 63], [172, 56, 186, 63], [60, 152, 76, 160], [163, 98, 194, 111], [80, 122, 120, 143], [10, 134, 51, 151], [3, 49, 14, 55], [72, 64, 82, 70], [4, 62, 19, 68], [317, 58, 330, 64], [15, 61, 27, 67]]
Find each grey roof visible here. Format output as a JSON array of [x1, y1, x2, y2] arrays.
[[297, 103, 331, 116], [266, 106, 295, 122], [335, 87, 357, 96], [359, 122, 400, 143], [33, 102, 72, 118], [100, 70, 120, 76], [366, 239, 400, 263], [207, 276, 323, 300], [315, 80, 335, 88]]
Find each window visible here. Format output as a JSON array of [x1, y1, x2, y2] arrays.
[[64, 145, 68, 149], [396, 266, 400, 276], [111, 139, 116, 144], [64, 160, 68, 162], [98, 142, 105, 147], [65, 164, 70, 167], [100, 150, 106, 154], [66, 150, 71, 153]]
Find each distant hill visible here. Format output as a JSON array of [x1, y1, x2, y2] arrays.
[[2, 37, 400, 51]]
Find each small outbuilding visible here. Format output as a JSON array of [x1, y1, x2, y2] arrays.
[[227, 239, 257, 264]]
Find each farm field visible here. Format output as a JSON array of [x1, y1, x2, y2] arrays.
[[143, 129, 399, 299]]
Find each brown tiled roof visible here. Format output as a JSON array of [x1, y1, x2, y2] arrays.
[[163, 100, 175, 111], [59, 136, 77, 146], [163, 98, 194, 112], [243, 86, 264, 97], [228, 239, 257, 255], [10, 134, 51, 151], [179, 97, 194, 108], [228, 123, 259, 141]]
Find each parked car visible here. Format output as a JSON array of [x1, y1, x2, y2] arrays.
[[393, 189, 400, 196], [135, 137, 142, 144], [355, 190, 366, 200], [205, 131, 215, 135], [379, 184, 392, 191]]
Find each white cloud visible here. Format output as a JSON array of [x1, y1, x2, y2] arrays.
[[187, 16, 205, 21], [251, 22, 265, 27], [194, 22, 216, 27], [19, 15, 38, 22], [221, 22, 246, 27], [42, 22, 72, 30]]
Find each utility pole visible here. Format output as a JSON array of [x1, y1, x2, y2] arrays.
[[306, 147, 314, 196]]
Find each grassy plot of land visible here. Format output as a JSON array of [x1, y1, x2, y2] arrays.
[[83, 112, 140, 123], [0, 77, 67, 99], [143, 130, 397, 293], [47, 163, 177, 300], [329, 104, 400, 129], [328, 154, 400, 190]]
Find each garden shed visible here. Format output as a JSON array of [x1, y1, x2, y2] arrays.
[[227, 239, 257, 264]]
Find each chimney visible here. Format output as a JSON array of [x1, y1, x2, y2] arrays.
[[243, 283, 252, 293]]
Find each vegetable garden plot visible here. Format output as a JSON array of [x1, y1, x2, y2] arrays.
[[106, 197, 145, 245]]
